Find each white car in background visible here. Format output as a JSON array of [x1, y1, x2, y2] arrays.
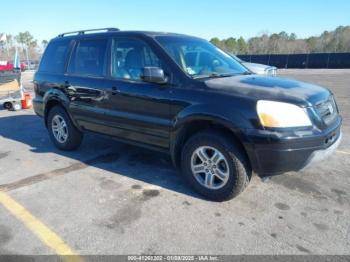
[[231, 55, 277, 76]]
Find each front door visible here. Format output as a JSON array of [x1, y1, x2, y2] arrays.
[[103, 37, 173, 149]]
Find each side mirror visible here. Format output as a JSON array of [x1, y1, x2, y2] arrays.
[[141, 67, 167, 84]]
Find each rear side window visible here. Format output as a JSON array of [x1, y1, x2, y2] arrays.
[[39, 40, 70, 73], [68, 39, 108, 77]]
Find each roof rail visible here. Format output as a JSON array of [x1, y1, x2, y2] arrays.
[[58, 28, 120, 37]]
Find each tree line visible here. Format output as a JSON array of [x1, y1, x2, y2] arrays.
[[1, 26, 349, 62], [0, 31, 48, 61], [210, 26, 350, 55]]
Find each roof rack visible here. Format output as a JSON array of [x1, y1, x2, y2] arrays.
[[58, 28, 120, 37]]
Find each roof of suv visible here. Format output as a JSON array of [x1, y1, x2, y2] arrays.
[[54, 28, 195, 40]]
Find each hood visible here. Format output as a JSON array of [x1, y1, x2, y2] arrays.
[[205, 75, 330, 107]]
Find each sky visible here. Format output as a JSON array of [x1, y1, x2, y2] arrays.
[[1, 0, 350, 42]]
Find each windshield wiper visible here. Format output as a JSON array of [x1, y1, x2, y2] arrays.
[[210, 73, 235, 78], [192, 73, 235, 79]]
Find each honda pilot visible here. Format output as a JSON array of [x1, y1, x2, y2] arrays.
[[33, 28, 342, 201]]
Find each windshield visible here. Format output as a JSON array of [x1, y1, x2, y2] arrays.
[[156, 36, 249, 79]]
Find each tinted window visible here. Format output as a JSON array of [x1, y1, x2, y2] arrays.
[[111, 38, 161, 80], [68, 39, 108, 77], [39, 40, 70, 73]]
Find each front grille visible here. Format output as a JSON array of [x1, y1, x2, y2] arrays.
[[314, 96, 338, 125]]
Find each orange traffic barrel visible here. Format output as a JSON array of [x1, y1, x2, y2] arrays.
[[21, 93, 32, 109]]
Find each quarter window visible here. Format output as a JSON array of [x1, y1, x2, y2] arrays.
[[68, 39, 108, 77], [111, 38, 161, 81], [39, 39, 70, 73]]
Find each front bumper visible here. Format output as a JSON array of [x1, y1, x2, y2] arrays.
[[301, 131, 342, 171], [243, 117, 342, 176]]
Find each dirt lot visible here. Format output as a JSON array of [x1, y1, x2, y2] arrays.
[[0, 70, 349, 258]]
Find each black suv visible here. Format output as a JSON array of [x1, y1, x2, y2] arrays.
[[33, 28, 342, 201]]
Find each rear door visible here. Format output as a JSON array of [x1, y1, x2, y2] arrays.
[[102, 37, 173, 149], [64, 37, 111, 132]]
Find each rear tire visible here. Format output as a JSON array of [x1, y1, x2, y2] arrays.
[[3, 102, 12, 110], [47, 106, 83, 150], [181, 130, 251, 201]]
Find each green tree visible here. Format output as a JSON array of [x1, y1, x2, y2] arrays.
[[269, 33, 280, 53], [306, 37, 317, 52], [210, 37, 221, 47], [237, 37, 247, 54], [289, 33, 297, 41], [42, 40, 48, 49], [15, 31, 38, 63], [15, 31, 37, 49], [278, 31, 289, 41], [224, 37, 237, 53]]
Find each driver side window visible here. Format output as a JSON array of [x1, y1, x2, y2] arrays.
[[111, 38, 161, 81]]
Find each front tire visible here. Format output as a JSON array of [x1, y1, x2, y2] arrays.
[[47, 106, 83, 150], [181, 130, 251, 201]]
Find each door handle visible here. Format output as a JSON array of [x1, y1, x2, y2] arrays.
[[63, 81, 77, 96], [111, 86, 120, 95], [67, 86, 77, 92]]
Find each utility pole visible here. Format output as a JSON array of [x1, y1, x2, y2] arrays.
[[25, 46, 30, 70]]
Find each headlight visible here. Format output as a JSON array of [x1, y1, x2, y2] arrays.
[[257, 100, 312, 128]]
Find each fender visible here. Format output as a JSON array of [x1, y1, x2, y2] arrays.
[[169, 102, 254, 167], [43, 88, 80, 129]]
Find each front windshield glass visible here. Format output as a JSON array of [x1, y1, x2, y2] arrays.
[[156, 36, 249, 79]]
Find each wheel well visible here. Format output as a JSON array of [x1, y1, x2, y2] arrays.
[[44, 100, 62, 127], [173, 120, 249, 168]]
